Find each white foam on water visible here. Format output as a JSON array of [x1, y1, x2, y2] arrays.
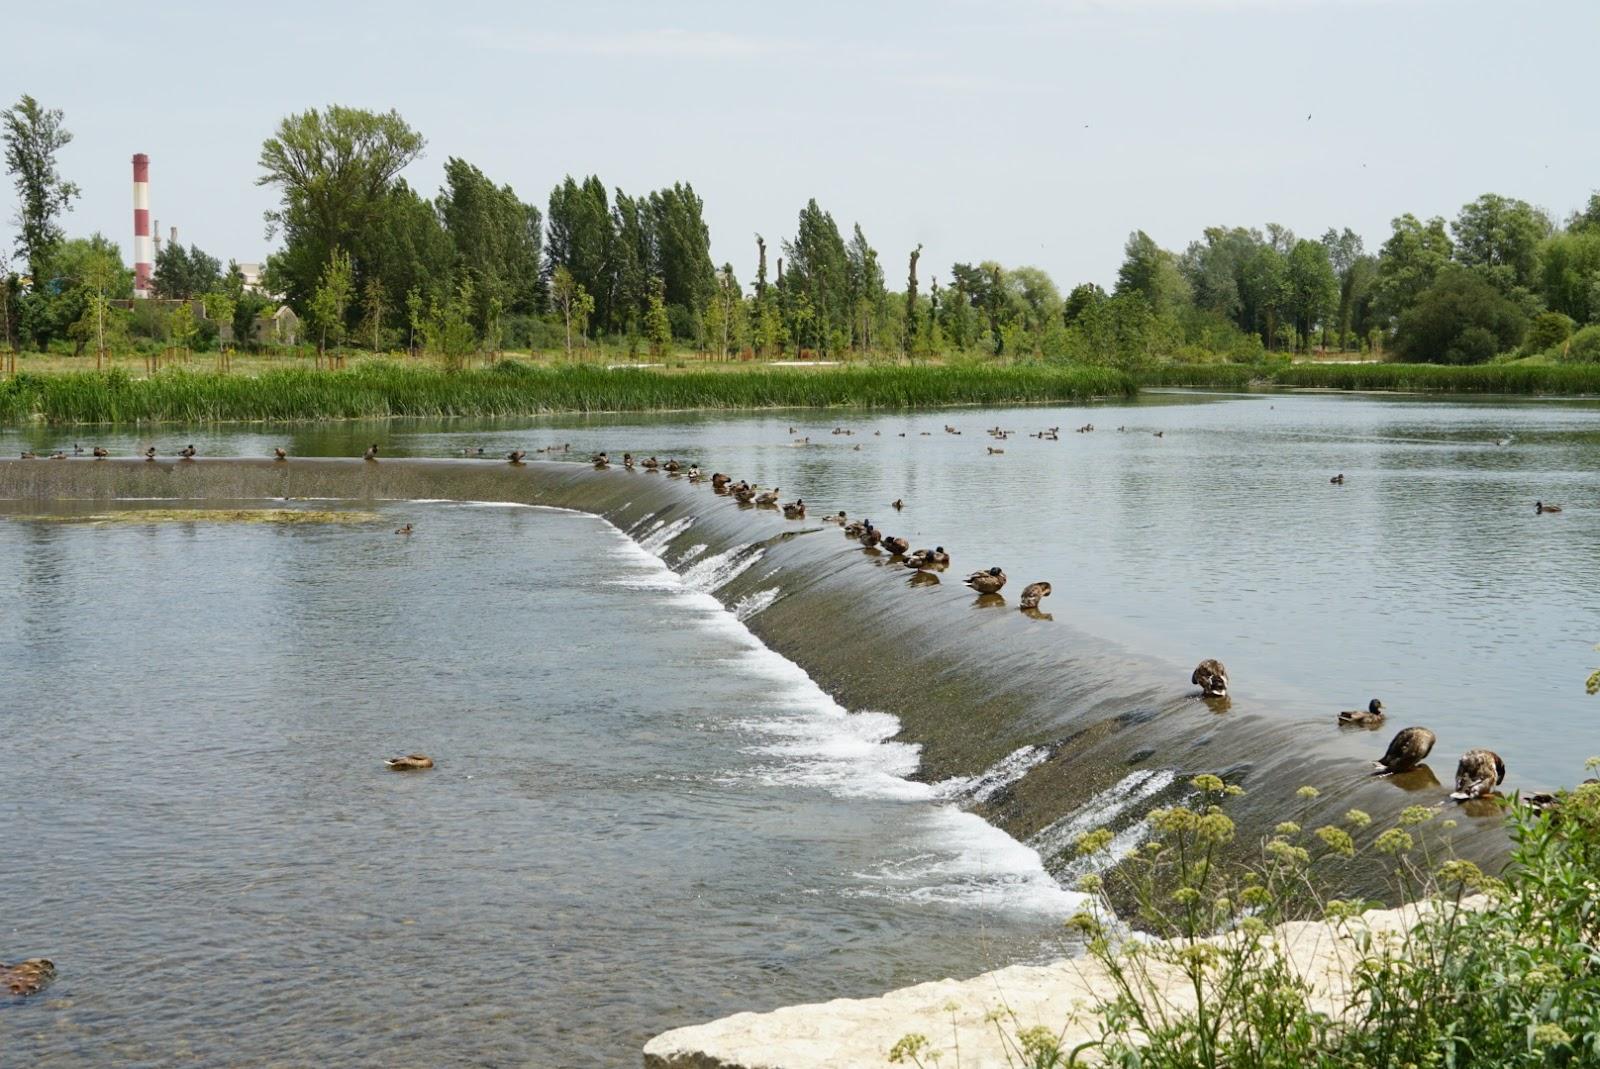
[[676, 543, 708, 566], [680, 543, 765, 593], [605, 521, 1084, 918], [1027, 769, 1177, 863], [935, 745, 1051, 803], [732, 587, 780, 621], [639, 515, 694, 554]]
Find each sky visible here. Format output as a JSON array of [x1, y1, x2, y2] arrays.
[[4, 0, 1598, 292]]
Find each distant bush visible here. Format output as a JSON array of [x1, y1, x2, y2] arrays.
[[1394, 267, 1527, 364], [1565, 325, 1600, 363], [1526, 311, 1576, 354]]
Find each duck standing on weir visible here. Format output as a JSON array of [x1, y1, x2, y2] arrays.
[[1019, 581, 1052, 610], [363, 444, 379, 462], [964, 567, 1006, 594], [1191, 659, 1229, 698], [1374, 727, 1436, 774]]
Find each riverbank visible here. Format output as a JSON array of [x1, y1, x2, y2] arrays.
[[0, 362, 1135, 425], [1143, 361, 1600, 393]]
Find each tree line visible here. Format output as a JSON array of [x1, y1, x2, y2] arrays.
[[6, 95, 1600, 366]]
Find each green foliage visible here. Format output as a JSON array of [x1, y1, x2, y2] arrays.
[[1394, 267, 1527, 363], [782, 199, 852, 355], [1143, 361, 1600, 392], [308, 249, 355, 354], [153, 242, 222, 300], [1538, 230, 1600, 325], [0, 362, 1134, 424], [1566, 325, 1600, 363], [436, 157, 543, 327], [1375, 213, 1454, 324], [1526, 311, 1576, 354], [2, 94, 80, 280], [1451, 192, 1552, 305]]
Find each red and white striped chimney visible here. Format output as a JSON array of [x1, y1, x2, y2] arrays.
[[132, 153, 153, 298]]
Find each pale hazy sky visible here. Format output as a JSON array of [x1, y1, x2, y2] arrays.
[[5, 0, 1597, 291]]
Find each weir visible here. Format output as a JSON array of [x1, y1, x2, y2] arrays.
[[0, 457, 1509, 892]]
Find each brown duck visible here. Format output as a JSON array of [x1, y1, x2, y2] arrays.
[[1, 958, 56, 996], [593, 452, 610, 468], [1191, 659, 1229, 699], [881, 535, 910, 556], [1451, 749, 1506, 801], [385, 753, 434, 771], [507, 450, 527, 464], [964, 567, 1006, 595], [1019, 581, 1052, 610], [1338, 698, 1385, 727], [363, 443, 379, 461], [1374, 726, 1436, 774], [907, 546, 949, 570], [782, 499, 806, 519], [273, 447, 287, 461]]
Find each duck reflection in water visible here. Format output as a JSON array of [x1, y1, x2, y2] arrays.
[[1382, 764, 1442, 792]]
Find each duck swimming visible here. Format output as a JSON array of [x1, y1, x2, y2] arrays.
[[823, 511, 848, 525], [1191, 659, 1229, 698], [734, 484, 758, 504], [842, 518, 866, 537], [1330, 473, 1345, 485], [687, 466, 702, 481], [711, 472, 731, 490], [964, 567, 1006, 595], [782, 499, 806, 519], [593, 452, 610, 468], [892, 498, 904, 511], [1451, 749, 1506, 801], [1, 957, 56, 996], [1019, 581, 1052, 610], [664, 459, 681, 474], [363, 443, 379, 461], [385, 753, 433, 771], [755, 487, 780, 507], [881, 535, 910, 556], [394, 523, 413, 536], [1338, 698, 1385, 727], [1535, 501, 1561, 514], [1374, 726, 1436, 774]]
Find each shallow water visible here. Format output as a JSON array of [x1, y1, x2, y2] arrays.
[[0, 502, 1077, 1066]]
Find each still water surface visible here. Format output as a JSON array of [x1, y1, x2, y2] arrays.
[[1, 503, 1075, 1066]]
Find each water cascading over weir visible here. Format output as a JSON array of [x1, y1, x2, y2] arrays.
[[0, 457, 1509, 894]]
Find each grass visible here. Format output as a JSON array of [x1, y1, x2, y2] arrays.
[[1142, 361, 1600, 394], [0, 361, 1137, 426]]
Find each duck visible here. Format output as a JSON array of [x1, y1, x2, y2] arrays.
[[507, 450, 526, 464], [892, 498, 904, 511], [362, 443, 379, 461], [1191, 658, 1229, 699], [687, 466, 703, 482], [18, 450, 37, 459], [46, 451, 65, 459], [623, 452, 635, 469], [1, 957, 56, 996], [734, 485, 758, 504], [664, 459, 681, 474], [1451, 749, 1506, 801], [987, 447, 1005, 455], [178, 444, 197, 460], [710, 472, 731, 490], [1330, 473, 1345, 485], [1535, 501, 1561, 514], [1373, 726, 1436, 774], [273, 447, 287, 461], [1153, 431, 1165, 439], [593, 452, 610, 469], [1525, 778, 1599, 815], [1338, 698, 1386, 727], [93, 446, 110, 459], [755, 487, 780, 507], [384, 753, 434, 771], [72, 443, 84, 456], [842, 518, 867, 537], [642, 456, 660, 471], [964, 567, 1006, 595], [394, 523, 413, 536], [143, 446, 157, 461], [1019, 581, 1053, 610], [881, 535, 910, 556], [823, 511, 848, 525], [782, 499, 806, 519], [907, 546, 950, 570], [859, 525, 882, 548]]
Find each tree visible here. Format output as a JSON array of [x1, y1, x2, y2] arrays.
[[705, 264, 744, 359], [645, 279, 671, 357], [2, 95, 79, 281], [904, 244, 922, 357], [1394, 266, 1527, 363], [1284, 239, 1338, 351], [308, 249, 355, 363], [1063, 282, 1107, 326], [549, 265, 590, 356], [1374, 214, 1453, 325], [436, 157, 543, 329], [1537, 230, 1600, 325], [546, 175, 614, 332], [360, 277, 386, 351], [423, 278, 477, 367], [1321, 228, 1367, 349], [1115, 230, 1190, 316], [168, 301, 198, 356], [153, 242, 222, 299], [1451, 193, 1551, 303], [257, 106, 426, 313], [843, 224, 886, 351], [782, 200, 850, 354]]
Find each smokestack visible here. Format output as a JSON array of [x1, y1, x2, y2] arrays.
[[170, 225, 177, 247], [152, 218, 161, 258], [132, 154, 152, 298]]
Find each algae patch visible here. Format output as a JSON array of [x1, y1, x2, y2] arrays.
[[12, 508, 383, 525]]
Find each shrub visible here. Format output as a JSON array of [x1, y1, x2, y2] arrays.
[[1527, 311, 1576, 354], [1394, 267, 1527, 363], [1566, 324, 1600, 363]]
